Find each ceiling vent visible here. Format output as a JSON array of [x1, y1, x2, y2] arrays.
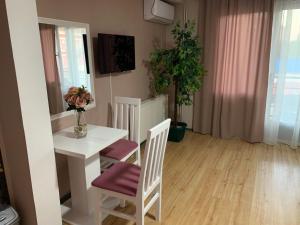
[[144, 0, 175, 25]]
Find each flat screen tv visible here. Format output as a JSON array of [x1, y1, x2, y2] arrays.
[[98, 33, 135, 74]]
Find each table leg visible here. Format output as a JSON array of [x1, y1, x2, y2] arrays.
[[68, 154, 100, 215], [62, 154, 120, 225], [61, 154, 101, 225]]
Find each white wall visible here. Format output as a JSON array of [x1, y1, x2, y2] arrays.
[[0, 0, 62, 224]]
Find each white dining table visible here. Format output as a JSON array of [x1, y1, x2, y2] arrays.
[[53, 124, 128, 225]]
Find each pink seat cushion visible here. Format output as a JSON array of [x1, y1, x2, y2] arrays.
[[92, 162, 141, 196], [100, 139, 138, 160]]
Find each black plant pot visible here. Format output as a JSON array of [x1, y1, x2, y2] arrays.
[[168, 122, 187, 142]]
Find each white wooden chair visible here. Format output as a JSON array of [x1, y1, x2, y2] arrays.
[[92, 118, 171, 225], [100, 96, 141, 167]]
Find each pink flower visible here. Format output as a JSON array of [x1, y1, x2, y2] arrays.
[[64, 93, 70, 101], [75, 97, 87, 109], [68, 87, 79, 95], [68, 95, 78, 105], [82, 92, 92, 101], [64, 86, 93, 110]]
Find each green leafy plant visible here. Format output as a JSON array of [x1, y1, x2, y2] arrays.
[[149, 20, 206, 126]]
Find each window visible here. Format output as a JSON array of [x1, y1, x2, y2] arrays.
[[55, 27, 91, 95], [264, 1, 300, 147]]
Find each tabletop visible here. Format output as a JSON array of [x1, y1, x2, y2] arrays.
[[53, 124, 128, 159]]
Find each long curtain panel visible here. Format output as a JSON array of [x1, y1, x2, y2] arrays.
[[56, 27, 91, 95], [264, 0, 300, 148], [39, 23, 64, 115], [193, 0, 274, 142]]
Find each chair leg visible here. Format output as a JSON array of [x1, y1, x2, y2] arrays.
[[155, 184, 162, 222], [120, 199, 126, 208], [93, 189, 102, 225], [136, 149, 141, 166], [136, 202, 144, 225]]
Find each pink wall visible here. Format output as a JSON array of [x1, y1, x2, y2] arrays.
[[36, 0, 166, 197]]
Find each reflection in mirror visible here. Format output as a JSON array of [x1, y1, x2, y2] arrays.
[[38, 20, 94, 118]]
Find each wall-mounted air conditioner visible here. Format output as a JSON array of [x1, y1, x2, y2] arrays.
[[144, 0, 175, 25]]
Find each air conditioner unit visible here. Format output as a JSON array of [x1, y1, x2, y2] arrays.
[[144, 0, 175, 25]]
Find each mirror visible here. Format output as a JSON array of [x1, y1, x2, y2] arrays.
[[38, 18, 95, 120]]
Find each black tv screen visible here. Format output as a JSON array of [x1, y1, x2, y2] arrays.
[[98, 33, 135, 74]]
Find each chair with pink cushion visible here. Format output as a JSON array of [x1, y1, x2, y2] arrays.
[[92, 119, 171, 225], [100, 97, 141, 168]]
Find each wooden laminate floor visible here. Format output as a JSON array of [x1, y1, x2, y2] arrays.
[[64, 131, 300, 225]]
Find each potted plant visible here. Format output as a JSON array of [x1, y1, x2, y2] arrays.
[[149, 21, 205, 142]]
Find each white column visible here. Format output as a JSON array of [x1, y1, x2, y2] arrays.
[[0, 0, 62, 225]]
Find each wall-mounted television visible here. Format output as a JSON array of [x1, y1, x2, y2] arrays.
[[98, 33, 135, 74]]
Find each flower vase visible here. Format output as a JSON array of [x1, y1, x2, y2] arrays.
[[74, 111, 87, 138]]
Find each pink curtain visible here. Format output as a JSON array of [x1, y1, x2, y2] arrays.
[[193, 0, 274, 142], [39, 23, 64, 115]]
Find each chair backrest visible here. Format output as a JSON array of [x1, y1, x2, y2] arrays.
[[113, 96, 141, 143], [138, 119, 171, 197]]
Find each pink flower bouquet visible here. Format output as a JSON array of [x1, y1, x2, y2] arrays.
[[64, 86, 93, 112]]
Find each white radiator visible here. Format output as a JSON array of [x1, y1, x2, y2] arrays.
[[140, 95, 168, 143]]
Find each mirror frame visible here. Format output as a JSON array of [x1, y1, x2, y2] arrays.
[[38, 17, 96, 121]]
